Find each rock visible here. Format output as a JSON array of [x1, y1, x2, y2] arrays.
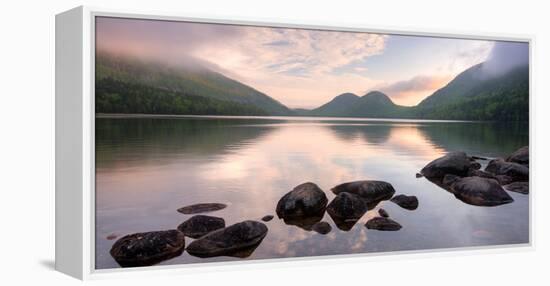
[[468, 169, 497, 180], [420, 152, 472, 178], [485, 159, 529, 182], [177, 215, 225, 238], [471, 155, 488, 160], [506, 146, 529, 166], [110, 230, 185, 267], [442, 174, 461, 187], [470, 161, 482, 170], [495, 175, 514, 185], [450, 177, 514, 206], [312, 221, 332, 234], [261, 215, 274, 222], [390, 195, 419, 210], [503, 181, 529, 194], [378, 208, 389, 218], [280, 214, 324, 231], [415, 173, 423, 178], [177, 203, 227, 214], [331, 180, 395, 203], [327, 192, 369, 221], [106, 233, 118, 240], [365, 217, 402, 231], [276, 182, 328, 221], [186, 220, 268, 258]]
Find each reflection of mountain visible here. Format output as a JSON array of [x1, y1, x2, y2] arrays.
[[416, 122, 529, 157], [327, 124, 392, 144], [95, 117, 277, 168]]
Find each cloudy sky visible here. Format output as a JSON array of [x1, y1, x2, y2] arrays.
[[97, 17, 503, 108]]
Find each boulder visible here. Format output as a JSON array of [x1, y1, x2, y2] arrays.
[[495, 175, 514, 185], [442, 174, 461, 187], [485, 159, 529, 182], [503, 182, 529, 194], [390, 195, 419, 210], [327, 192, 369, 221], [186, 221, 268, 258], [450, 177, 514, 206], [276, 182, 328, 220], [378, 208, 389, 218], [331, 180, 395, 203], [312, 221, 332, 234], [177, 203, 227, 214], [261, 215, 274, 222], [420, 152, 472, 178], [110, 230, 185, 267], [506, 146, 529, 166], [468, 169, 497, 180], [470, 161, 482, 170], [177, 215, 225, 238], [365, 217, 402, 231]]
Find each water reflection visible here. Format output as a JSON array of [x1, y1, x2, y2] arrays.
[[95, 116, 529, 269]]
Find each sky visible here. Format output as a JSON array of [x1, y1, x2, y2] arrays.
[[96, 17, 524, 108]]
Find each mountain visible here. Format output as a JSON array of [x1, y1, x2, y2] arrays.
[[311, 93, 360, 116], [310, 62, 528, 121], [95, 52, 291, 116], [311, 91, 409, 118], [414, 63, 529, 121]]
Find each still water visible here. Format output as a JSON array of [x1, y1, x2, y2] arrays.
[[95, 116, 529, 269]]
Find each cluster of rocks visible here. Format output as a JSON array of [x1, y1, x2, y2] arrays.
[[419, 146, 529, 206], [110, 203, 269, 267], [276, 181, 418, 233]]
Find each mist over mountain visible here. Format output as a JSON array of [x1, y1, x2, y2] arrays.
[[96, 42, 529, 121]]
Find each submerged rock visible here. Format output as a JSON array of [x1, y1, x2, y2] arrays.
[[503, 181, 529, 194], [331, 180, 395, 203], [106, 233, 118, 240], [110, 230, 185, 267], [276, 182, 328, 220], [312, 221, 332, 234], [450, 177, 514, 206], [280, 214, 324, 231], [420, 152, 472, 178], [378, 208, 389, 218], [506, 146, 529, 166], [261, 215, 274, 222], [485, 159, 529, 182], [365, 217, 402, 231], [177, 203, 227, 214], [177, 215, 225, 239], [186, 220, 267, 258], [390, 195, 419, 210]]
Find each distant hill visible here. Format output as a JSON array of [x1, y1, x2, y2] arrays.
[[310, 63, 528, 121], [311, 91, 410, 118], [96, 52, 291, 116]]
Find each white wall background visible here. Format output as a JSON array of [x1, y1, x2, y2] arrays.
[[0, 0, 548, 284]]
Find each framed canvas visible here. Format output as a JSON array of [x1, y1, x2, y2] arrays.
[[55, 6, 532, 280]]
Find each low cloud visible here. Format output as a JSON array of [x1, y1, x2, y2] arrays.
[[482, 41, 529, 78], [378, 75, 452, 106]]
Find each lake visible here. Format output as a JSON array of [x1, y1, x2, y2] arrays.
[[94, 115, 529, 269]]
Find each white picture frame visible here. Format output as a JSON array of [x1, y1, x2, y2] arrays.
[[55, 6, 533, 280]]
